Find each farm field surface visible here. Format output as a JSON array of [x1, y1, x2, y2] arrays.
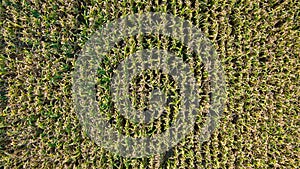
[[0, 0, 299, 168]]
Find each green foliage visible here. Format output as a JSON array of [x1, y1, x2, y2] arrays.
[[1, 0, 299, 168]]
